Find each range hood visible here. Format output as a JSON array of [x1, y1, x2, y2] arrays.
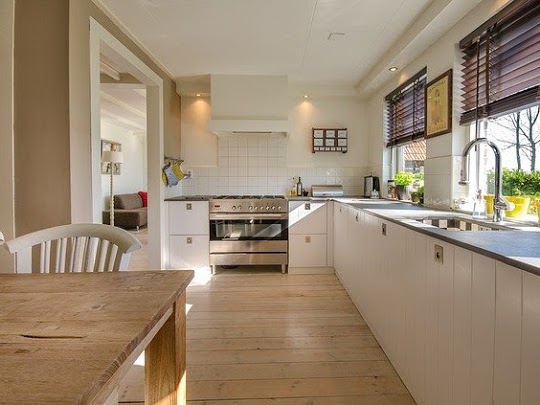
[[208, 75, 289, 134]]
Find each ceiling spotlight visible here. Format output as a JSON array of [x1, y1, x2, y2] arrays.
[[303, 94, 309, 99], [195, 93, 202, 97], [389, 66, 398, 72], [328, 32, 345, 41]]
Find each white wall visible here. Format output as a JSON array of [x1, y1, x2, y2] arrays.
[[366, 0, 511, 209], [180, 95, 369, 196], [100, 120, 147, 210]]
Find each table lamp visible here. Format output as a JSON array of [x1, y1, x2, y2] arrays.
[[102, 150, 123, 226]]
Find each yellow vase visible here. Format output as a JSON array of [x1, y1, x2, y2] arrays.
[[483, 194, 494, 215], [504, 196, 531, 218]]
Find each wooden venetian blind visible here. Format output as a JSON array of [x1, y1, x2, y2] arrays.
[[460, 0, 540, 124], [385, 68, 427, 147]]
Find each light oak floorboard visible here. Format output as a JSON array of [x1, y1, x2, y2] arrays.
[[119, 270, 415, 404]]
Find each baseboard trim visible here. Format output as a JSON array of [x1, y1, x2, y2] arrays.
[[288, 266, 335, 275]]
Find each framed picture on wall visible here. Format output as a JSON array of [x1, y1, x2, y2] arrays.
[[425, 69, 452, 138], [101, 139, 122, 175]]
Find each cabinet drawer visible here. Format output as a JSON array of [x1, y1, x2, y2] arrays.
[[289, 202, 327, 235], [168, 201, 209, 235], [169, 235, 209, 269], [288, 234, 327, 267]]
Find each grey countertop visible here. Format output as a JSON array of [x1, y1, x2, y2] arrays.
[[165, 195, 214, 201], [335, 198, 540, 277]]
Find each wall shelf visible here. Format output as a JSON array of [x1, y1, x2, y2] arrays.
[[312, 128, 348, 153]]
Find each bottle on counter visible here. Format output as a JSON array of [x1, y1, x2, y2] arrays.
[[296, 177, 303, 197], [290, 178, 297, 196]]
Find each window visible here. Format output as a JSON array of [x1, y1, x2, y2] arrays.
[[386, 68, 427, 184], [385, 68, 427, 148], [461, 0, 540, 220]]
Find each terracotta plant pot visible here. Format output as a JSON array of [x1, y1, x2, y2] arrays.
[[396, 185, 411, 201]]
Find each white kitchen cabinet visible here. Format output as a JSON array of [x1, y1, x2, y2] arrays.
[[288, 234, 327, 267], [428, 238, 454, 405], [169, 235, 209, 269], [452, 247, 473, 405], [493, 262, 523, 405], [470, 254, 496, 405], [288, 201, 332, 273], [168, 201, 209, 235], [333, 203, 348, 276], [167, 200, 209, 269], [335, 204, 540, 405], [521, 271, 540, 404]]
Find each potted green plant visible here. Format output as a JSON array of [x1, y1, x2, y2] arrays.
[[394, 171, 414, 200]]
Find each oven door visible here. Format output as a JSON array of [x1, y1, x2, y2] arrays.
[[209, 215, 288, 242]]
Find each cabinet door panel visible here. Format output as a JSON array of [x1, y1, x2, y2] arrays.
[[521, 271, 540, 405], [288, 234, 327, 267], [470, 254, 496, 405], [493, 262, 522, 405], [169, 235, 209, 269], [425, 238, 454, 405], [452, 247, 473, 405], [289, 202, 327, 235], [169, 201, 209, 235]]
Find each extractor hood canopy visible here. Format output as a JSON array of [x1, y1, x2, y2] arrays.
[[208, 75, 289, 134]]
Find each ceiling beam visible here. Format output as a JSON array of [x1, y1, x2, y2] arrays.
[[100, 90, 146, 118]]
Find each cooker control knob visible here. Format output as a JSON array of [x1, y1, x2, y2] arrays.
[[254, 206, 259, 210], [278, 206, 282, 210], [249, 205, 254, 210], [266, 206, 270, 210], [271, 206, 276, 210], [232, 205, 236, 210]]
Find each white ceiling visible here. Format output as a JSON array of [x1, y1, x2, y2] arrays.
[[100, 85, 147, 133], [96, 0, 485, 93]]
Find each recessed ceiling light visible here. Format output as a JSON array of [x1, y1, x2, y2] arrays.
[[328, 32, 345, 41], [389, 66, 398, 72], [303, 94, 309, 99], [195, 93, 202, 97]]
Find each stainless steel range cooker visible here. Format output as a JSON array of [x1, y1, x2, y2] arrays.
[[209, 195, 288, 274]]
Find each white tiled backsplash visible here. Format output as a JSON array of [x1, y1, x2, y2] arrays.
[[181, 134, 365, 196]]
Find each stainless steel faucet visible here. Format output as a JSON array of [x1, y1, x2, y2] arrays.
[[459, 137, 512, 222]]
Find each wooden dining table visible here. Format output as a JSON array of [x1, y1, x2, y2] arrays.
[[0, 270, 194, 404]]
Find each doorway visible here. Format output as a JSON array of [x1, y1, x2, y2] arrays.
[[90, 18, 165, 269]]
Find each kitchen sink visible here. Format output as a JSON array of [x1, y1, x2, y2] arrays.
[[413, 216, 511, 231]]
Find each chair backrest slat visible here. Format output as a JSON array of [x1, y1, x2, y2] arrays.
[[4, 224, 141, 274]]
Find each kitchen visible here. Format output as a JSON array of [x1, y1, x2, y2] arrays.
[[2, 0, 540, 403]]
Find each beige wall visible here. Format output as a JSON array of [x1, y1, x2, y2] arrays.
[[0, 0, 15, 271], [11, 0, 181, 237], [69, 0, 181, 223], [14, 0, 72, 235]]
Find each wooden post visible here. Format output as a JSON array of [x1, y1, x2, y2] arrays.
[[145, 292, 187, 404]]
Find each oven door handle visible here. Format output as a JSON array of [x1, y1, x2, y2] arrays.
[[209, 213, 288, 220]]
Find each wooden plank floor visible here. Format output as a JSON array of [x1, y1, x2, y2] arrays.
[[119, 268, 416, 404]]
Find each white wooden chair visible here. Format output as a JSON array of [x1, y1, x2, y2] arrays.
[[4, 224, 142, 273]]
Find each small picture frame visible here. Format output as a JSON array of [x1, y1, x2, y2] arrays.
[[326, 138, 335, 147], [314, 138, 324, 147], [325, 129, 336, 137], [101, 139, 122, 175], [425, 69, 452, 138], [313, 129, 324, 138], [337, 129, 347, 138], [338, 138, 347, 147]]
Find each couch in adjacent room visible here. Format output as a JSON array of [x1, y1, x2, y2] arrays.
[[103, 192, 147, 230]]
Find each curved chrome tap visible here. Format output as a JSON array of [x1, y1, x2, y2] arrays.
[[459, 138, 512, 222]]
